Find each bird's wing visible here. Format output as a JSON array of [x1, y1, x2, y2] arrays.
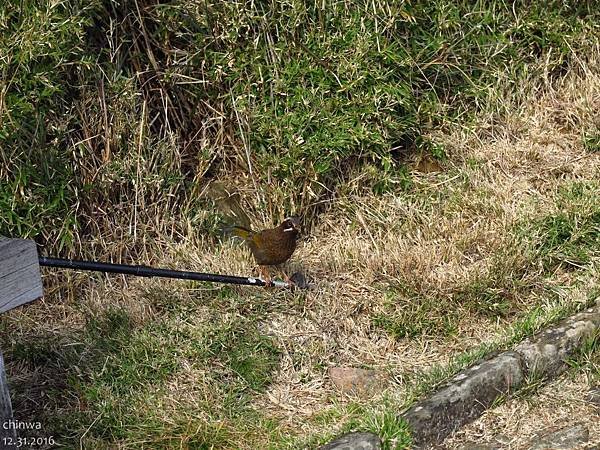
[[224, 225, 255, 241]]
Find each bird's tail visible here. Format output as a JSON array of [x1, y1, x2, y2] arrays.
[[223, 225, 254, 241]]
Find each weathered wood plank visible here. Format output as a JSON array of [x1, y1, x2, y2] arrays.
[[0, 350, 17, 448], [0, 238, 43, 314]]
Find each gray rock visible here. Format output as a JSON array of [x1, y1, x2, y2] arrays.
[[493, 433, 512, 445], [403, 351, 524, 448], [528, 423, 589, 449], [319, 432, 381, 450], [586, 385, 600, 410], [515, 307, 600, 377]]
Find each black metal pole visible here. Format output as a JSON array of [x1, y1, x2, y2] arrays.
[[38, 257, 290, 288]]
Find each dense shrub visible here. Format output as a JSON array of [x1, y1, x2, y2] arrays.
[[0, 0, 598, 250]]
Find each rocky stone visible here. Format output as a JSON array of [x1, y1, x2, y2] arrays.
[[527, 423, 589, 449], [515, 306, 600, 377], [329, 367, 387, 397], [319, 432, 381, 450], [493, 434, 513, 445], [403, 351, 523, 448], [586, 385, 600, 411]]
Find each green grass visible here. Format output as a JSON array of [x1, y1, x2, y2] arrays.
[[5, 303, 284, 448], [566, 329, 600, 381], [357, 408, 412, 450], [583, 130, 600, 152], [519, 181, 600, 270], [1, 1, 599, 245], [372, 287, 460, 339]]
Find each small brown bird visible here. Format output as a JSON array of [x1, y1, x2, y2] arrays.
[[228, 217, 301, 286]]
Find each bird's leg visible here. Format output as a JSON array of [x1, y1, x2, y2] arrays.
[[279, 267, 295, 287], [259, 265, 273, 287], [284, 273, 296, 288]]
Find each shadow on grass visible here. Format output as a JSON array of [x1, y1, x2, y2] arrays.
[[3, 296, 282, 448]]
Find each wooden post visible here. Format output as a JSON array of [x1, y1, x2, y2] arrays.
[[0, 351, 16, 448], [0, 237, 44, 449], [0, 237, 43, 314]]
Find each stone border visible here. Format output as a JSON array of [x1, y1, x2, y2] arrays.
[[321, 300, 600, 449]]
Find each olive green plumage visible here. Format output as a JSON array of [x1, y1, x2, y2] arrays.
[[228, 217, 300, 266]]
